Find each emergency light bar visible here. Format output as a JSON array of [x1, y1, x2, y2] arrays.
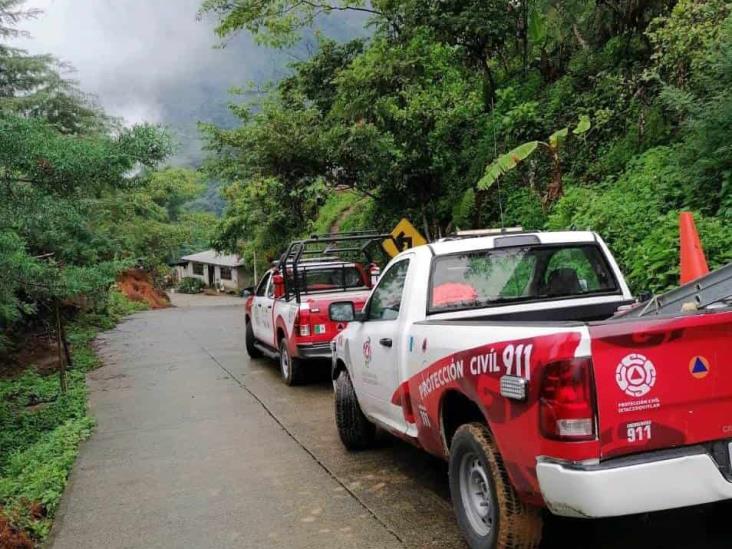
[[452, 227, 524, 237], [440, 227, 525, 241]]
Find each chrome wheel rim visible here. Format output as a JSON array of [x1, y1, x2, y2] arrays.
[[459, 452, 494, 537], [280, 344, 290, 379]]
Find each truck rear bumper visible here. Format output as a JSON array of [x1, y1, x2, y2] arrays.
[[296, 343, 332, 360], [537, 446, 732, 518]]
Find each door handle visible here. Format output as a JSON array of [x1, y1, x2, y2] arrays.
[[379, 338, 393, 348], [267, 305, 272, 310]]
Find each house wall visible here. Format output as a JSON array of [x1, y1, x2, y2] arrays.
[[185, 262, 207, 285], [183, 261, 251, 292]]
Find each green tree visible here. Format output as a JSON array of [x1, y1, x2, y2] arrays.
[[0, 0, 104, 134], [199, 0, 386, 46]]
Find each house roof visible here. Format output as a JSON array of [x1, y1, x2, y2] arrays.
[[180, 249, 244, 267]]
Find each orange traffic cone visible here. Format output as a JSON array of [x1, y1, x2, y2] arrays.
[[679, 212, 709, 285]]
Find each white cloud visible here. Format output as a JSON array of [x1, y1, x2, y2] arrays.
[[10, 0, 367, 162], [12, 0, 275, 125]]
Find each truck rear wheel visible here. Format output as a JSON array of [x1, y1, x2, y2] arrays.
[[449, 423, 542, 549], [279, 338, 305, 386], [245, 318, 262, 359], [334, 370, 375, 450]]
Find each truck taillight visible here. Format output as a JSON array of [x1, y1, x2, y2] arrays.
[[296, 307, 311, 337], [539, 358, 596, 441], [368, 263, 381, 287]]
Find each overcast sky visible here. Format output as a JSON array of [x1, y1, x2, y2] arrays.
[[13, 0, 365, 164]]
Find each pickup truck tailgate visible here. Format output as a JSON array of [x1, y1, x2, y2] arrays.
[[589, 310, 732, 459]]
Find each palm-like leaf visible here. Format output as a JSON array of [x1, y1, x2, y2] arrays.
[[477, 141, 539, 190]]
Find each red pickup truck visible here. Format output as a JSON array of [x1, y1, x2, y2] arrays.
[[330, 230, 732, 548], [245, 232, 395, 385]]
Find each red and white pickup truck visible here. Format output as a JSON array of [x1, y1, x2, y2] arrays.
[[329, 230, 732, 548], [245, 232, 394, 385]]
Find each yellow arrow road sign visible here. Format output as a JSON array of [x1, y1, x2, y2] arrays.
[[382, 218, 428, 258]]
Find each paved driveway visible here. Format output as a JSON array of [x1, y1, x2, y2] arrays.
[[49, 294, 732, 548]]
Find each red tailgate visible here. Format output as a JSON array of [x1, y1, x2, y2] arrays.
[[590, 311, 732, 459], [301, 293, 369, 344]]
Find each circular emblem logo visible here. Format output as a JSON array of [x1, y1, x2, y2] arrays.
[[689, 356, 710, 379], [362, 337, 372, 365], [615, 353, 656, 397]]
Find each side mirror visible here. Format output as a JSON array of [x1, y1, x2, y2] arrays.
[[273, 273, 285, 299], [241, 286, 254, 297], [329, 301, 356, 322]]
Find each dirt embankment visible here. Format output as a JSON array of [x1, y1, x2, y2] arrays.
[[117, 270, 170, 309]]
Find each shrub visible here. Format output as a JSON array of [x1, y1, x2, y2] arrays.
[[549, 146, 732, 294], [0, 291, 147, 543], [177, 277, 205, 294]]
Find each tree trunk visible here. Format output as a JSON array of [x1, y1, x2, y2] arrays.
[[543, 154, 564, 207], [55, 300, 67, 394], [421, 206, 432, 243], [481, 62, 496, 112]]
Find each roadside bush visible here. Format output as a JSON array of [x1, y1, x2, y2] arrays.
[[177, 277, 205, 294], [549, 146, 732, 294], [0, 291, 148, 543], [107, 288, 149, 319]]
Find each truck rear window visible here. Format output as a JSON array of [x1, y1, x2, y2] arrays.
[[296, 266, 366, 292], [429, 244, 618, 313]]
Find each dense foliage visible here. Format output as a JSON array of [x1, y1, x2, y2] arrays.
[[203, 0, 732, 294], [0, 0, 216, 352]]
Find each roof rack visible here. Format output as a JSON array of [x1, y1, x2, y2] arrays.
[[277, 231, 399, 302], [308, 230, 387, 239]]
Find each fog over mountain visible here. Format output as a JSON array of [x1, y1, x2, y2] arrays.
[[15, 0, 366, 166]]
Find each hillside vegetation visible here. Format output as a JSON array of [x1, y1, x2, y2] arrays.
[[202, 0, 732, 294], [0, 2, 215, 543]]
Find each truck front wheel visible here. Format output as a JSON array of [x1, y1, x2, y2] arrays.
[[279, 338, 305, 386], [449, 423, 542, 549], [334, 370, 375, 450]]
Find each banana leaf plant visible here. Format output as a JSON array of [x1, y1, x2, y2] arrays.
[[478, 115, 591, 206]]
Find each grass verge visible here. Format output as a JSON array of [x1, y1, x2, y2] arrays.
[[0, 290, 147, 545]]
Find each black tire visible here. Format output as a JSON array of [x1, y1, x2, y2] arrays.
[[279, 338, 305, 386], [334, 370, 376, 450], [245, 318, 262, 358], [449, 423, 542, 549]]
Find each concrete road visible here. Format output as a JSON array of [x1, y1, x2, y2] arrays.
[[49, 294, 732, 548]]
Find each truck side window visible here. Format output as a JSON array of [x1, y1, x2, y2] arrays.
[[367, 259, 410, 321], [266, 277, 275, 298], [255, 273, 271, 297]]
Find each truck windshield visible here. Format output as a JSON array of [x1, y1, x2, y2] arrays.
[[429, 244, 618, 313]]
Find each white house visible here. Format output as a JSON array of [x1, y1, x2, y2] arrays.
[[177, 250, 250, 292]]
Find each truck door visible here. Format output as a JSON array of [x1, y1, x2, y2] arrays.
[[252, 272, 273, 344], [350, 256, 412, 433]]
